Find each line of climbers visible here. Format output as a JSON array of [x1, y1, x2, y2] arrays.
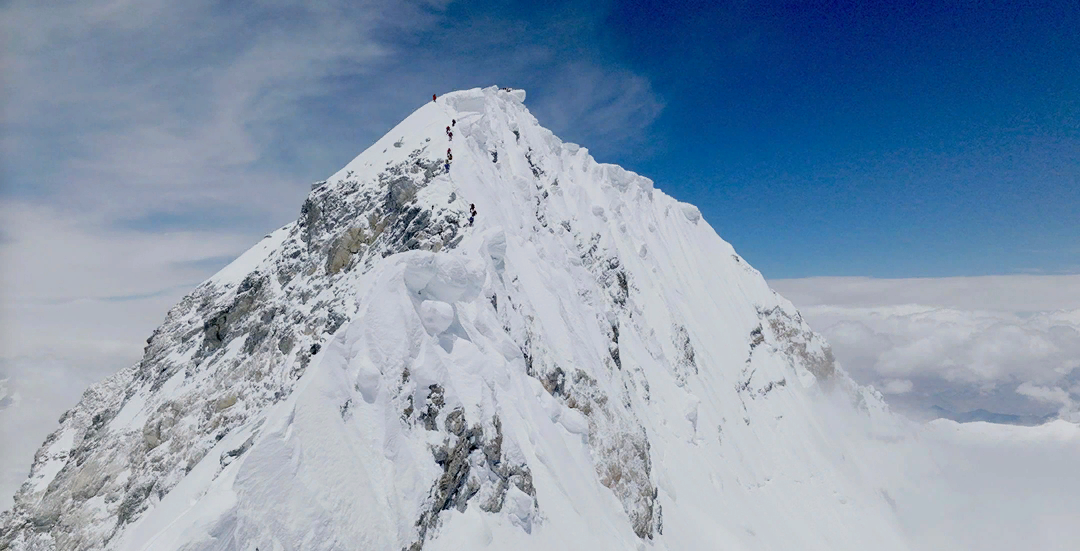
[[444, 125, 452, 173], [434, 94, 475, 228], [443, 115, 456, 172]]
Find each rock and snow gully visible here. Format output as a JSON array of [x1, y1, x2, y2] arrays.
[[1, 87, 923, 550]]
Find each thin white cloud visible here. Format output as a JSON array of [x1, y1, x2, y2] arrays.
[[881, 378, 914, 394], [529, 63, 665, 156], [0, 202, 252, 302], [1016, 381, 1071, 405], [2, 0, 440, 223], [1015, 381, 1080, 422], [0, 200, 248, 374]]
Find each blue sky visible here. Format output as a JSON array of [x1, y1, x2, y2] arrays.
[[603, 0, 1080, 278], [2, 0, 1078, 283]]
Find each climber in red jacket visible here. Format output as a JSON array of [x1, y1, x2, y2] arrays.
[[433, 94, 437, 102]]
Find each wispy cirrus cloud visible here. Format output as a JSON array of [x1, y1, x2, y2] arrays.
[[2, 0, 447, 221], [528, 63, 665, 155]]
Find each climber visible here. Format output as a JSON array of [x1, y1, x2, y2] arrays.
[[447, 152, 453, 161], [491, 150, 497, 163], [446, 125, 450, 134], [468, 203, 476, 226], [448, 131, 453, 141], [433, 93, 437, 102], [444, 162, 450, 172], [452, 119, 456, 127]]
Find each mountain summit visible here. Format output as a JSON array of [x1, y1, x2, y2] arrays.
[[2, 87, 911, 550]]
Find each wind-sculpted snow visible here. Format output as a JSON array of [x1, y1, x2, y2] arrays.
[[3, 87, 920, 550]]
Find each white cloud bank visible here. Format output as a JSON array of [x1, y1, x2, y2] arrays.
[[771, 276, 1080, 421], [773, 275, 1080, 312]]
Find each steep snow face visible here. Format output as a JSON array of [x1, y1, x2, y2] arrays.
[[2, 87, 914, 550]]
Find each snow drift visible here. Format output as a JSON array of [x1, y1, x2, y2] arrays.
[[3, 87, 923, 550]]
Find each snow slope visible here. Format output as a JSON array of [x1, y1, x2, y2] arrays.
[[5, 86, 933, 550]]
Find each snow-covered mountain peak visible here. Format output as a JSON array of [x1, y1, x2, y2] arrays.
[[2, 86, 909, 551]]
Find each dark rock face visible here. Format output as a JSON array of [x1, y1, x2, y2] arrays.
[[732, 305, 834, 425], [407, 413, 536, 551], [671, 324, 698, 385], [759, 307, 836, 380], [419, 384, 446, 431]]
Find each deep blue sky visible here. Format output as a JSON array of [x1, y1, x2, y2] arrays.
[[4, 0, 1078, 279], [589, 0, 1080, 277]]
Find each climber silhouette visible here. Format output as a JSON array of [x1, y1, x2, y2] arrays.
[[433, 94, 437, 102]]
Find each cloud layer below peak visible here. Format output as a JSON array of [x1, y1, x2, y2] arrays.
[[772, 276, 1080, 421]]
